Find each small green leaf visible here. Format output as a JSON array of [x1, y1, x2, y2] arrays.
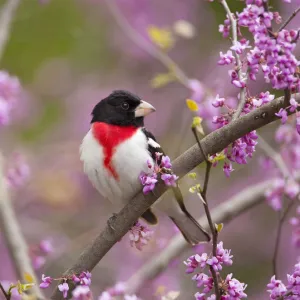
[[192, 116, 205, 135], [24, 272, 35, 283], [186, 99, 199, 112], [189, 184, 201, 193], [215, 223, 223, 233], [147, 26, 175, 50], [208, 151, 226, 163], [188, 172, 197, 180]]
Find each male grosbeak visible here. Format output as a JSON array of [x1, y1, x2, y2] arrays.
[[80, 90, 210, 245]]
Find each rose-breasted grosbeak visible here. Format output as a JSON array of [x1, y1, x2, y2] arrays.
[[80, 90, 210, 245]]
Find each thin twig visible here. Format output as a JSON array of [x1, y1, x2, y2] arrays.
[[104, 0, 190, 88], [279, 6, 300, 31], [0, 0, 20, 60], [272, 199, 295, 277], [51, 93, 300, 300], [220, 0, 247, 120], [192, 127, 220, 300], [283, 88, 291, 107], [0, 282, 10, 300], [0, 154, 44, 299]]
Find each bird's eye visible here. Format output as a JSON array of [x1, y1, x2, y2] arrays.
[[121, 102, 129, 110]]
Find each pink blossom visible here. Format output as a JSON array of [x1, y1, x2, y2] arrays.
[[218, 50, 235, 65], [72, 286, 91, 300], [58, 282, 69, 299], [224, 274, 247, 299], [223, 162, 234, 177], [212, 94, 225, 108], [188, 79, 205, 102], [267, 275, 287, 299], [161, 173, 178, 187], [232, 79, 246, 88], [129, 221, 153, 251], [275, 108, 288, 124], [230, 39, 251, 54], [40, 274, 53, 289], [296, 112, 300, 135], [6, 153, 30, 188]]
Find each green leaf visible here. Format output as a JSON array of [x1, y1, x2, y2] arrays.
[[188, 172, 197, 180], [192, 116, 204, 135], [215, 223, 223, 233], [208, 151, 226, 163], [147, 26, 175, 50], [186, 99, 199, 112], [189, 184, 201, 193]]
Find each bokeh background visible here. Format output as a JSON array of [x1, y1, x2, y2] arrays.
[[0, 0, 299, 299]]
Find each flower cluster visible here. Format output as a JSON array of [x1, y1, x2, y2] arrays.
[[98, 282, 139, 300], [265, 178, 299, 211], [128, 221, 154, 251], [267, 262, 300, 299], [30, 239, 53, 270], [184, 242, 246, 299], [275, 97, 300, 135], [237, 2, 299, 90], [210, 92, 261, 177], [140, 153, 178, 194], [0, 70, 21, 126], [208, 0, 300, 177], [40, 271, 92, 299], [5, 152, 30, 188]]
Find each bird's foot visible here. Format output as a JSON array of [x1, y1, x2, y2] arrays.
[[107, 213, 118, 231]]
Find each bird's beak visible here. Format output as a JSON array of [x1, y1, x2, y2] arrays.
[[134, 100, 156, 117]]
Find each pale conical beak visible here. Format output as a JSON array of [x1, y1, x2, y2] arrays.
[[134, 100, 156, 117]]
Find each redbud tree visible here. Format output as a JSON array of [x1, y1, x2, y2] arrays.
[[0, 1, 299, 300]]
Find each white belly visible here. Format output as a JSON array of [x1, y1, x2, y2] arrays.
[[80, 129, 153, 208]]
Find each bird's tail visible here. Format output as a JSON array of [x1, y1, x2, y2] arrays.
[[169, 209, 210, 245]]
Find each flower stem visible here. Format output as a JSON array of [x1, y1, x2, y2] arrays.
[[279, 6, 300, 31], [219, 0, 247, 121], [192, 127, 220, 300], [272, 200, 295, 277]]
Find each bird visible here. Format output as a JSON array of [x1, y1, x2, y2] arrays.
[[80, 90, 210, 245]]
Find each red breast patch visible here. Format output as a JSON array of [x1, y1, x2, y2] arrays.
[[92, 122, 138, 180]]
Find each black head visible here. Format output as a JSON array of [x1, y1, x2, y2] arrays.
[[91, 90, 156, 127]]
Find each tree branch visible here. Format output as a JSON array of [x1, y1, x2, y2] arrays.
[[0, 154, 44, 299], [0, 0, 20, 59], [51, 93, 299, 299], [0, 0, 44, 299]]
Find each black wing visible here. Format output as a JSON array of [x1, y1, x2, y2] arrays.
[[141, 127, 164, 161]]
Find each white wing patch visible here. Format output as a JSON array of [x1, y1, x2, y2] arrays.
[[148, 138, 160, 148]]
